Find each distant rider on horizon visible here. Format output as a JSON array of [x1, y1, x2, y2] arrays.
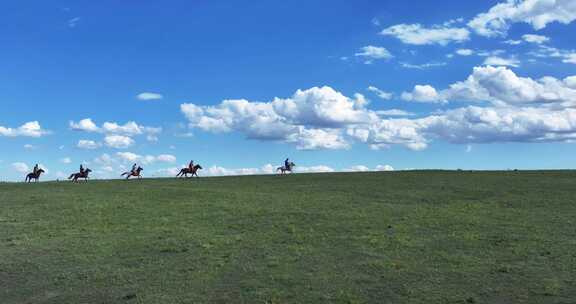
[[285, 158, 290, 169], [131, 163, 138, 175], [33, 163, 39, 175], [189, 160, 194, 171], [80, 164, 85, 175]]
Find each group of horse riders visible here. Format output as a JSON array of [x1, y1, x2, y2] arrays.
[[26, 158, 295, 182]]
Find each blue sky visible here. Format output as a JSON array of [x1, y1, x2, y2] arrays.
[[1, 0, 576, 180]]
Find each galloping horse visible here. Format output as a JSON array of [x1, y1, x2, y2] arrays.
[[277, 162, 295, 175], [176, 164, 203, 178], [68, 169, 92, 183], [25, 169, 45, 183], [121, 167, 144, 180]]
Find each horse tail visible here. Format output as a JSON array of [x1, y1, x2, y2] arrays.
[[68, 174, 74, 180], [121, 172, 127, 176]]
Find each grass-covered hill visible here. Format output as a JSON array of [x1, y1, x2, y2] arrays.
[[1, 171, 575, 303]]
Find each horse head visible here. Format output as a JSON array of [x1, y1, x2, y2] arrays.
[[195, 164, 203, 170], [85, 169, 92, 173], [37, 169, 45, 175]]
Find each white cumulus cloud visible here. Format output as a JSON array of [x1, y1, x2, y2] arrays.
[[355, 46, 393, 64], [401, 85, 443, 103], [483, 56, 521, 67], [468, 0, 576, 37], [77, 140, 101, 150], [522, 34, 550, 44], [381, 23, 470, 45], [456, 49, 474, 56], [0, 121, 49, 137], [11, 162, 29, 174], [376, 165, 395, 171], [104, 135, 134, 149], [156, 154, 177, 163]]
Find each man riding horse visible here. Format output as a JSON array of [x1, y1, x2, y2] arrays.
[[176, 160, 202, 178], [277, 158, 295, 174], [26, 165, 45, 183], [69, 166, 92, 182], [121, 165, 143, 180]]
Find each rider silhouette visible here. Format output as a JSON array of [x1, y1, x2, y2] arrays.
[[80, 164, 85, 175], [33, 164, 39, 175], [285, 158, 290, 169], [131, 163, 137, 174], [189, 160, 194, 171]]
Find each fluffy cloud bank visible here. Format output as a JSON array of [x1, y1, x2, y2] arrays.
[[181, 86, 375, 150], [0, 121, 49, 137], [403, 65, 576, 107], [181, 66, 576, 151], [69, 119, 162, 149], [70, 119, 161, 137], [468, 0, 576, 37], [381, 1, 575, 47]]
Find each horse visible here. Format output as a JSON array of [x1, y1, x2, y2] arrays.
[[121, 167, 144, 180], [277, 162, 295, 175], [68, 169, 92, 183], [25, 169, 45, 183], [176, 164, 203, 178]]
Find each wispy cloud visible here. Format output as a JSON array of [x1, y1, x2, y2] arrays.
[[137, 92, 163, 101], [355, 46, 393, 64], [68, 17, 81, 28], [381, 23, 470, 45]]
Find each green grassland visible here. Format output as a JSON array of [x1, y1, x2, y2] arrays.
[[1, 171, 575, 303]]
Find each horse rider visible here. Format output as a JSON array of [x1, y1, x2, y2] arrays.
[[284, 158, 290, 169], [188, 160, 194, 171], [33, 163, 39, 175], [79, 164, 85, 175], [131, 163, 138, 175]]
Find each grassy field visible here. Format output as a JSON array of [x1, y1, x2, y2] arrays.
[[1, 171, 575, 304]]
